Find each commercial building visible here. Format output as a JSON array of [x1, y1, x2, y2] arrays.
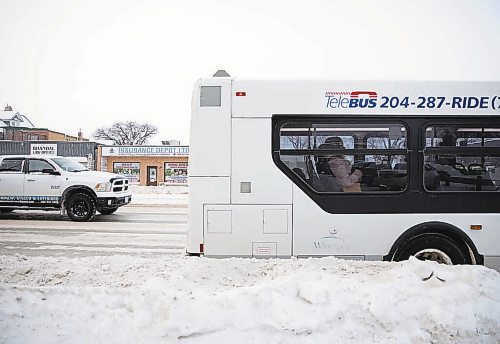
[[2, 127, 88, 141], [97, 145, 189, 186], [0, 141, 100, 169]]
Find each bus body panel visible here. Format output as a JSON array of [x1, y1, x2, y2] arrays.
[[231, 80, 500, 117], [231, 117, 293, 205], [292, 185, 500, 258], [484, 257, 500, 271], [189, 79, 232, 177], [203, 204, 292, 257], [186, 176, 230, 254]]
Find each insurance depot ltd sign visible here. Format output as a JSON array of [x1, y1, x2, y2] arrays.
[[101, 146, 189, 157]]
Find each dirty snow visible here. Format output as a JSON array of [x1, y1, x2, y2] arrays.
[[129, 185, 188, 206], [1, 186, 499, 343]]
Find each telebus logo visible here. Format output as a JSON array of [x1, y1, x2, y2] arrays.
[[325, 90, 378, 109]]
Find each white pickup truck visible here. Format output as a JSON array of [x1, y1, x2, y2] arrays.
[[0, 155, 132, 221]]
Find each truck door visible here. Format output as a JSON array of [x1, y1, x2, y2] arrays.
[[24, 158, 62, 206], [0, 158, 26, 205]]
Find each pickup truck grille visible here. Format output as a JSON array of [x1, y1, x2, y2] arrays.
[[112, 178, 129, 192]]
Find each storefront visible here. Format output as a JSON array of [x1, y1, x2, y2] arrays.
[[97, 145, 189, 186]]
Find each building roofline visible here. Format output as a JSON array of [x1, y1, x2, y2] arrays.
[[3, 127, 89, 141]]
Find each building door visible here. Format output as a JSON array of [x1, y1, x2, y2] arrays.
[[147, 166, 157, 186]]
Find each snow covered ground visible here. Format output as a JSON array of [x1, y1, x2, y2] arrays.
[[1, 186, 499, 343], [129, 185, 188, 206]]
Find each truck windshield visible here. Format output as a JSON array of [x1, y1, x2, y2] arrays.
[[51, 158, 89, 172]]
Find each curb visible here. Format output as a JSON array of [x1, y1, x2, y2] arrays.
[[126, 203, 188, 208]]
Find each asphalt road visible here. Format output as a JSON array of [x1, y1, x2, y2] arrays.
[[0, 205, 187, 257]]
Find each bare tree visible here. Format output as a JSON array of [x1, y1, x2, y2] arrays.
[[93, 121, 158, 145], [285, 135, 310, 149]]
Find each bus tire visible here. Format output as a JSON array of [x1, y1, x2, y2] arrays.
[[66, 193, 96, 222], [392, 233, 472, 265]]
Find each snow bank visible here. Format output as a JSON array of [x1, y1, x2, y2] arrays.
[[1, 255, 499, 343]]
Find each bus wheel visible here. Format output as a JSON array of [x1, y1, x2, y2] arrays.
[[393, 233, 472, 265]]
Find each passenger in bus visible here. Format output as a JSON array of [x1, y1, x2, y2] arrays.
[[317, 137, 362, 192]]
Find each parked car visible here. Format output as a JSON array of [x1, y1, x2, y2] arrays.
[[0, 155, 132, 221]]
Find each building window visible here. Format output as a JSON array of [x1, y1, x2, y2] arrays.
[[164, 162, 188, 184], [113, 162, 141, 184]]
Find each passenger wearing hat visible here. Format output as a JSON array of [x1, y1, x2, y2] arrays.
[[317, 137, 362, 192]]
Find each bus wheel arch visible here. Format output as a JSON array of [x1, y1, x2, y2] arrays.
[[383, 221, 483, 266]]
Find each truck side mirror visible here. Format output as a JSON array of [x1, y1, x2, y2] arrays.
[[42, 169, 61, 175]]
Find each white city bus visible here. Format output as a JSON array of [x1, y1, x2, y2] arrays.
[[187, 71, 500, 270]]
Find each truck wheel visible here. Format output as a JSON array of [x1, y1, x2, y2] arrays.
[[99, 207, 118, 215], [392, 233, 472, 265], [0, 208, 14, 213], [66, 193, 96, 222]]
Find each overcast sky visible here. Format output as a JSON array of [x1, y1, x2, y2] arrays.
[[1, 0, 499, 145]]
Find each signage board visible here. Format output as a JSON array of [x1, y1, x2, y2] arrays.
[[31, 143, 57, 156], [101, 146, 189, 157]]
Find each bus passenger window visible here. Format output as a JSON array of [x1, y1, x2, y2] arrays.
[[424, 126, 500, 192], [278, 122, 408, 193]]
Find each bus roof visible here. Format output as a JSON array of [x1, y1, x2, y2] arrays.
[[196, 78, 500, 117]]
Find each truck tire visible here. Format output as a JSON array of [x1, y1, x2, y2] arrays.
[[0, 208, 15, 213], [99, 207, 118, 215], [66, 193, 96, 222]]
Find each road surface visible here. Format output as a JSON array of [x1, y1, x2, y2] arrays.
[[0, 205, 187, 257]]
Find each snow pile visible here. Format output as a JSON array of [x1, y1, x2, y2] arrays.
[[129, 185, 188, 206], [1, 255, 499, 343]]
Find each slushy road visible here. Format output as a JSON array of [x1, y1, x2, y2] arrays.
[[0, 205, 187, 257]]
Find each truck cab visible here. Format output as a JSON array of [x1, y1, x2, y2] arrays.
[[0, 155, 132, 221]]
